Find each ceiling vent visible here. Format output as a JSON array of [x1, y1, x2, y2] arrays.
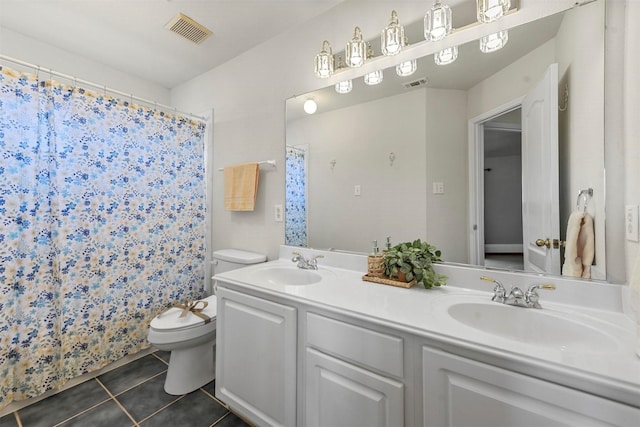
[[403, 77, 428, 89], [165, 13, 212, 44]]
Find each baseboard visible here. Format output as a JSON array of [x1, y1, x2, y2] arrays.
[[484, 244, 523, 254]]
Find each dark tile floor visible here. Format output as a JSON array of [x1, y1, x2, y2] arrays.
[[0, 351, 251, 427]]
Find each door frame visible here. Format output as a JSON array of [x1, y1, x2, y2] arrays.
[[468, 97, 524, 266]]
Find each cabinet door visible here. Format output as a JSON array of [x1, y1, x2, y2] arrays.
[[422, 346, 640, 427], [305, 348, 404, 427], [215, 287, 297, 427]]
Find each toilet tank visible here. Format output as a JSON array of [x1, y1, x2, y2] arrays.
[[212, 249, 267, 275]]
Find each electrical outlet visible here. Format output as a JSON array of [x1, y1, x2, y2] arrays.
[[433, 182, 445, 194], [626, 205, 639, 242], [274, 204, 284, 222], [354, 185, 361, 196]]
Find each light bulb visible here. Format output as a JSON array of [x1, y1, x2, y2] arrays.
[[314, 40, 334, 78], [477, 0, 511, 23], [346, 27, 366, 67], [303, 99, 317, 114], [335, 80, 352, 94], [480, 30, 508, 53], [381, 10, 404, 56], [424, 0, 452, 42], [434, 46, 458, 65]]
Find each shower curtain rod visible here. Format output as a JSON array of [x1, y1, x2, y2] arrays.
[[0, 54, 206, 122]]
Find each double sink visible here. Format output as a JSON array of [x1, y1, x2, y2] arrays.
[[241, 263, 623, 353]]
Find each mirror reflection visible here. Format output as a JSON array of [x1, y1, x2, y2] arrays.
[[285, 1, 606, 280]]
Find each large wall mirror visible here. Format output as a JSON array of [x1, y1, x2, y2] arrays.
[[285, 0, 610, 282]]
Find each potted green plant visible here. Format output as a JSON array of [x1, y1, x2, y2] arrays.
[[382, 239, 447, 289]]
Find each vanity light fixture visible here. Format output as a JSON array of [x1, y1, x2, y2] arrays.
[[314, 40, 334, 78], [477, 0, 511, 23], [434, 45, 458, 65], [364, 44, 383, 85], [381, 10, 404, 56], [396, 36, 417, 77], [424, 0, 452, 42], [480, 30, 508, 53], [346, 26, 366, 67], [303, 99, 318, 114], [334, 57, 353, 94]]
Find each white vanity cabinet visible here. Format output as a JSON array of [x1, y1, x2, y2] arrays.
[[303, 312, 406, 427], [215, 287, 297, 427], [421, 346, 640, 427]]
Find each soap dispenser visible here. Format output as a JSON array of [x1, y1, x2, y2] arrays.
[[367, 240, 384, 278]]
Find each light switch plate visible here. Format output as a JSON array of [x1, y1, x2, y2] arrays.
[[626, 205, 639, 242], [274, 204, 284, 222], [433, 182, 444, 194], [354, 185, 361, 196]]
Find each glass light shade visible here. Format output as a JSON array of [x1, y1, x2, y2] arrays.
[[364, 70, 384, 85], [381, 10, 404, 56], [480, 30, 508, 53], [396, 59, 417, 77], [477, 0, 511, 23], [346, 27, 366, 67], [434, 46, 458, 65], [424, 0, 452, 42], [303, 99, 317, 114], [335, 80, 352, 94], [314, 40, 334, 78]]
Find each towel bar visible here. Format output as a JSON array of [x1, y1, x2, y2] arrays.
[[217, 160, 276, 172]]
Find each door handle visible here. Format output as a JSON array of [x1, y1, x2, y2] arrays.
[[536, 239, 566, 249], [535, 238, 551, 248]]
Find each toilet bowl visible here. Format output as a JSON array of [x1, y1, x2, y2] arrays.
[[147, 295, 218, 395], [147, 249, 266, 395]]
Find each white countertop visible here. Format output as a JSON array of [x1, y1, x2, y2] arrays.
[[213, 247, 640, 407]]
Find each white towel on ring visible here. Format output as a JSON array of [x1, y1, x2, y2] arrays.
[[562, 212, 594, 279]]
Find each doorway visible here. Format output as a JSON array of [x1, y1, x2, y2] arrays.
[[483, 110, 524, 270]]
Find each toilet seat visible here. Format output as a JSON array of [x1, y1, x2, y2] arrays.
[[150, 295, 217, 332]]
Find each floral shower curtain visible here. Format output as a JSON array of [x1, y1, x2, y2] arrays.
[[0, 66, 207, 407], [285, 145, 307, 247]]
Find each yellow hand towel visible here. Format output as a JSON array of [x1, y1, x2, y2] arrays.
[[224, 163, 259, 211]]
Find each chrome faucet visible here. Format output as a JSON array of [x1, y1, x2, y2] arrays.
[[291, 252, 324, 270], [481, 276, 555, 309]]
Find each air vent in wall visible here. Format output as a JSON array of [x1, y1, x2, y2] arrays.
[[403, 78, 428, 89], [165, 13, 212, 44]]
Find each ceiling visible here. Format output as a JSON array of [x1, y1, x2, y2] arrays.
[[0, 0, 343, 89]]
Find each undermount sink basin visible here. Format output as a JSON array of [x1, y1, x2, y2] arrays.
[[251, 266, 326, 286], [447, 302, 620, 352]]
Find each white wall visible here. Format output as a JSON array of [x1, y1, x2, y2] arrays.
[[624, 1, 640, 282], [555, 0, 606, 278], [0, 27, 170, 104], [484, 155, 523, 246], [425, 88, 469, 263]]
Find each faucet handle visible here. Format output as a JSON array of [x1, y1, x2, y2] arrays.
[[480, 276, 506, 302], [525, 284, 556, 309]]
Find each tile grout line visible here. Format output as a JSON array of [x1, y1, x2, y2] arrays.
[[13, 411, 22, 427], [199, 386, 228, 409], [51, 379, 115, 427], [136, 394, 187, 425], [108, 369, 168, 398], [150, 351, 170, 366], [95, 378, 140, 427]]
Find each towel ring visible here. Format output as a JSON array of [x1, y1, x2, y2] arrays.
[[576, 188, 593, 214]]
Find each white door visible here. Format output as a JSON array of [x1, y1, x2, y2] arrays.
[[521, 63, 560, 274]]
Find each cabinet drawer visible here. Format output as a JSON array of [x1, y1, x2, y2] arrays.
[[306, 312, 404, 377]]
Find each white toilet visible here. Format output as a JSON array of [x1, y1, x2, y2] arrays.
[[147, 248, 266, 395]]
